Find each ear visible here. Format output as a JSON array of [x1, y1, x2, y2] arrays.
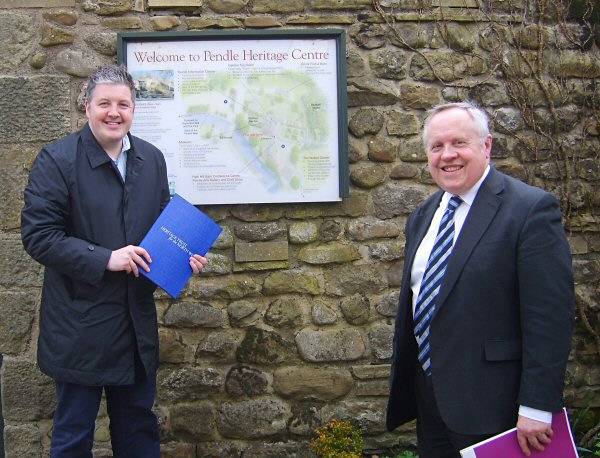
[[483, 134, 493, 160]]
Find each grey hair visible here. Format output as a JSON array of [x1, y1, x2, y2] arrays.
[[422, 101, 490, 147], [85, 64, 136, 103]]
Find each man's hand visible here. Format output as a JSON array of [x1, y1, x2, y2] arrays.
[[516, 415, 553, 456], [107, 245, 151, 277], [190, 254, 207, 274]]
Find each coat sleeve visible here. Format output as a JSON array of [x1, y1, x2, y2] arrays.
[[517, 191, 574, 412], [21, 147, 112, 286]]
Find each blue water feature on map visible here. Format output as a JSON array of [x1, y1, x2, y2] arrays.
[[187, 113, 281, 193]]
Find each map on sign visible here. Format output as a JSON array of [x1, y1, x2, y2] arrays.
[[126, 36, 342, 205]]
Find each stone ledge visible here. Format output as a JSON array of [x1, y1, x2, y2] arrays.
[[148, 0, 201, 7], [235, 241, 289, 263], [1, 0, 74, 6]]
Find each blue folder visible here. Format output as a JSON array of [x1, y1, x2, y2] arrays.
[[139, 194, 222, 298]]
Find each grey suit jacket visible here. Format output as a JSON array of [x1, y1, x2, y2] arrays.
[[386, 167, 574, 434]]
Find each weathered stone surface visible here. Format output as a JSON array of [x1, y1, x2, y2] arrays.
[[233, 260, 289, 272], [285, 194, 368, 219], [207, 0, 247, 12], [265, 297, 304, 328], [348, 217, 402, 241], [0, 12, 35, 72], [159, 327, 187, 363], [203, 252, 232, 276], [82, 0, 133, 15], [399, 136, 427, 162], [235, 221, 286, 242], [388, 22, 429, 49], [55, 48, 100, 77], [196, 330, 241, 360], [311, 300, 338, 325], [163, 302, 225, 328], [1, 359, 55, 421], [298, 242, 361, 265], [227, 299, 260, 327], [310, 0, 371, 10], [0, 235, 43, 288], [289, 221, 319, 244], [433, 23, 476, 51], [195, 442, 245, 458], [273, 366, 353, 400], [213, 226, 234, 249], [148, 0, 201, 6], [350, 163, 388, 189], [0, 76, 70, 143], [244, 16, 282, 27], [43, 10, 78, 25], [30, 52, 47, 69], [263, 270, 323, 295], [235, 240, 288, 262], [318, 399, 387, 435], [578, 158, 600, 181], [295, 328, 366, 362], [225, 365, 271, 397], [369, 322, 394, 360], [288, 400, 324, 437], [2, 0, 74, 5], [192, 274, 261, 299], [252, 0, 303, 12], [3, 424, 42, 458], [287, 13, 354, 24], [347, 48, 367, 78], [0, 291, 36, 355], [349, 23, 386, 50], [355, 379, 389, 396], [390, 162, 419, 179], [340, 294, 371, 325], [368, 137, 397, 162], [102, 16, 142, 29], [0, 144, 38, 230], [157, 367, 223, 402], [399, 82, 443, 109], [231, 204, 285, 222], [410, 51, 487, 82], [84, 31, 117, 56], [369, 48, 408, 80], [319, 220, 343, 242], [349, 138, 368, 163], [549, 50, 600, 78], [150, 15, 181, 30], [242, 441, 314, 457], [386, 110, 420, 137], [186, 17, 242, 28], [170, 402, 217, 440], [494, 107, 524, 134], [218, 398, 291, 438], [351, 363, 391, 379], [369, 240, 404, 261], [40, 24, 74, 46], [376, 290, 400, 317], [236, 327, 296, 365], [325, 264, 388, 296], [373, 183, 432, 219], [348, 77, 398, 107], [349, 107, 384, 137]]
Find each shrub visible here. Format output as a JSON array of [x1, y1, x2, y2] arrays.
[[310, 419, 364, 458]]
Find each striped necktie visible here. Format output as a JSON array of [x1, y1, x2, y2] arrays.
[[414, 195, 463, 376]]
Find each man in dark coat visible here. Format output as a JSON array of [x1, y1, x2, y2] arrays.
[[386, 102, 574, 457], [21, 65, 207, 457]]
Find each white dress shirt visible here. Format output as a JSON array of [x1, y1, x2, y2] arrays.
[[409, 164, 551, 424]]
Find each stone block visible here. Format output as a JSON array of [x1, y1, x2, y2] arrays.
[[2, 424, 42, 458], [234, 240, 288, 262], [319, 400, 388, 434], [196, 330, 242, 360], [318, 219, 343, 242], [350, 163, 388, 189], [242, 441, 314, 456], [207, 0, 248, 12], [1, 0, 74, 6], [231, 204, 285, 222], [244, 16, 282, 27], [298, 242, 361, 265], [1, 358, 55, 421], [170, 402, 217, 440], [340, 293, 371, 325], [347, 217, 402, 241], [311, 300, 338, 325], [390, 162, 419, 179], [369, 48, 408, 80], [386, 110, 420, 137], [0, 235, 43, 288], [349, 107, 384, 137], [233, 260, 289, 272], [348, 77, 398, 107], [310, 0, 371, 9], [252, 0, 304, 12], [84, 31, 118, 56], [236, 327, 296, 366], [399, 136, 427, 162], [203, 252, 232, 276], [40, 24, 74, 46], [273, 366, 353, 400], [158, 328, 187, 363], [289, 221, 319, 244], [373, 183, 432, 219], [351, 363, 391, 379], [55, 48, 100, 77], [234, 221, 286, 242], [191, 274, 261, 299], [399, 82, 442, 109], [324, 263, 388, 296], [375, 290, 400, 317], [185, 17, 241, 28], [265, 297, 305, 328], [163, 302, 225, 328], [148, 0, 201, 6], [286, 14, 354, 24], [410, 51, 487, 82], [368, 322, 394, 360], [263, 269, 323, 295], [0, 291, 37, 355], [157, 366, 222, 402], [295, 328, 366, 362], [0, 76, 70, 143], [549, 50, 600, 79], [225, 365, 271, 397], [82, 0, 133, 14], [368, 137, 397, 163], [349, 23, 386, 49], [217, 398, 291, 438], [387, 22, 430, 49], [150, 15, 181, 30], [102, 16, 143, 29], [227, 299, 260, 327], [355, 379, 389, 396], [213, 226, 234, 249], [369, 240, 405, 261]]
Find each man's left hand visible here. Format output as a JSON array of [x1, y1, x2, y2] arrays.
[[190, 254, 208, 274], [516, 415, 553, 456]]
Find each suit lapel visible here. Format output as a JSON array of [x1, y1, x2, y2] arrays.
[[405, 192, 443, 275], [434, 168, 505, 312]]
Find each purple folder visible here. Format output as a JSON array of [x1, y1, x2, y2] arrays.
[[139, 194, 222, 298], [460, 408, 578, 458]]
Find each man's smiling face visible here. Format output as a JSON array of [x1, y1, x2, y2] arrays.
[[425, 107, 492, 195], [85, 83, 134, 154]]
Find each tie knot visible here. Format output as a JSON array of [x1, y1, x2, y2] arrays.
[[448, 195, 462, 211]]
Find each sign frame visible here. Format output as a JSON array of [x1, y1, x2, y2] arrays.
[[117, 29, 349, 205]]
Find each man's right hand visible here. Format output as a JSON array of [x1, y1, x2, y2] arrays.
[[107, 245, 151, 277]]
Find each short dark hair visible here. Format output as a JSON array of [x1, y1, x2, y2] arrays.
[[85, 64, 136, 103]]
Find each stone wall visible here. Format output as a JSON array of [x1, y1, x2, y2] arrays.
[[1, 0, 599, 456]]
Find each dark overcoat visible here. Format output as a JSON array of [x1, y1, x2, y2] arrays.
[[386, 167, 574, 435], [21, 123, 170, 386]]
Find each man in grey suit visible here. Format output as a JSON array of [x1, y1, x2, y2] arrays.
[[386, 101, 574, 457]]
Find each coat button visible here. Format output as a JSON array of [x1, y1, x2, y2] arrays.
[[88, 244, 95, 251]]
